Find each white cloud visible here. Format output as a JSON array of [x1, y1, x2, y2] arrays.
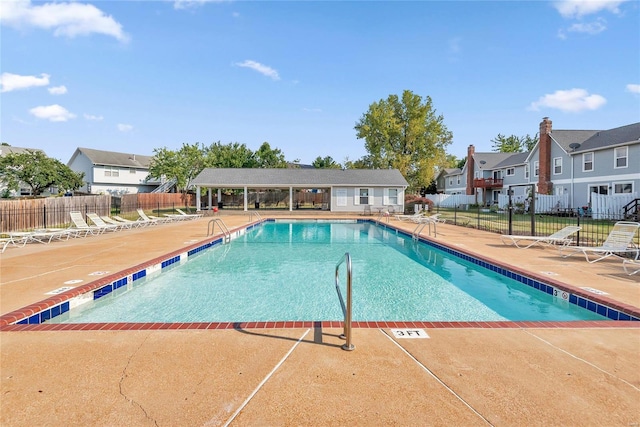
[[0, 0, 129, 42], [173, 0, 226, 10], [48, 85, 67, 95], [566, 19, 607, 34], [117, 123, 133, 132], [626, 84, 640, 94], [235, 60, 280, 81], [29, 104, 76, 122], [84, 113, 103, 121], [553, 0, 628, 18], [528, 88, 607, 112], [0, 72, 50, 92]]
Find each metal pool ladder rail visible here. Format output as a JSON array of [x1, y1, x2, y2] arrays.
[[207, 218, 231, 243], [412, 218, 437, 240], [248, 211, 263, 222], [335, 252, 355, 351]]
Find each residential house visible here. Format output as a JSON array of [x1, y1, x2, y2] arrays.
[[0, 145, 56, 196], [67, 147, 161, 195], [439, 118, 639, 210], [191, 168, 408, 213]]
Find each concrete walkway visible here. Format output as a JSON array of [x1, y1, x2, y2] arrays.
[[1, 211, 639, 426]]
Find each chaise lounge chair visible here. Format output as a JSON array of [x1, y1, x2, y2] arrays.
[[86, 213, 121, 232], [69, 211, 104, 235], [559, 221, 640, 263], [136, 208, 165, 225], [622, 259, 640, 276], [1, 233, 31, 253], [394, 212, 425, 222], [501, 225, 581, 249]]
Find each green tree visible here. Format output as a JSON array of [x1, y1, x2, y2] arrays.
[[491, 133, 538, 153], [253, 142, 287, 168], [205, 142, 256, 168], [148, 143, 206, 203], [312, 155, 341, 169], [343, 155, 373, 169], [0, 149, 84, 196], [354, 90, 452, 192]]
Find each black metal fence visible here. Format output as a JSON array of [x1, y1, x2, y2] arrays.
[[432, 205, 640, 250]]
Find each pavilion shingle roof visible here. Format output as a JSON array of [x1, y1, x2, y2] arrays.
[[192, 168, 408, 187]]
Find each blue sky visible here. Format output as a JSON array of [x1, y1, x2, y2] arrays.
[[1, 0, 639, 166]]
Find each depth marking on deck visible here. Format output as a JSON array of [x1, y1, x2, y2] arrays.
[[46, 286, 76, 295], [88, 271, 110, 276], [580, 287, 608, 295], [391, 328, 429, 339]]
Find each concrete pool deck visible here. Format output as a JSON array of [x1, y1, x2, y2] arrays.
[[1, 211, 639, 426]]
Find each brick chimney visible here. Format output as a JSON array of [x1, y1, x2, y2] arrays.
[[538, 117, 553, 195], [466, 144, 475, 195]]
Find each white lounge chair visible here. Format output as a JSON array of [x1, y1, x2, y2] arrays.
[[1, 233, 30, 253], [69, 211, 104, 235], [176, 208, 203, 219], [622, 259, 640, 276], [86, 213, 120, 232], [101, 215, 133, 230], [559, 221, 640, 263], [28, 228, 74, 243], [136, 208, 164, 225], [501, 226, 581, 249], [394, 212, 425, 222], [113, 215, 146, 228]]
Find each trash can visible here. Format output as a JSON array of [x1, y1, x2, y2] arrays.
[[255, 202, 260, 209], [217, 202, 223, 209]]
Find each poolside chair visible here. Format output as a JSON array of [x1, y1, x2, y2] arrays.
[[501, 226, 581, 249], [113, 215, 146, 228], [136, 208, 164, 225], [394, 211, 425, 222], [175, 208, 203, 219], [622, 259, 640, 276], [69, 211, 104, 235], [27, 228, 74, 243], [101, 215, 133, 230], [1, 233, 30, 253], [559, 221, 640, 263], [86, 213, 121, 232]]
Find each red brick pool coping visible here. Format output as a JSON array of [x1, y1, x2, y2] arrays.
[[1, 320, 638, 332]]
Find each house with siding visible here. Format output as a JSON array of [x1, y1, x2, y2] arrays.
[[0, 145, 55, 196], [191, 168, 408, 213], [440, 118, 639, 211], [67, 147, 162, 195]]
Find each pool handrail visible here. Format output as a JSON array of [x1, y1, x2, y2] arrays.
[[207, 218, 231, 243], [248, 211, 263, 222], [335, 252, 355, 351]]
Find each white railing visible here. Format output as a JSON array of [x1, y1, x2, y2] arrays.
[[591, 192, 638, 220]]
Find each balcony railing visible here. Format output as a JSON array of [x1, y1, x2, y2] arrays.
[[473, 178, 503, 188]]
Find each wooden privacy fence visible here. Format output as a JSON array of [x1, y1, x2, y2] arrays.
[[0, 195, 111, 233], [120, 193, 195, 214]]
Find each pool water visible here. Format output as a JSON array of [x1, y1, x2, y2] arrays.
[[53, 221, 606, 323]]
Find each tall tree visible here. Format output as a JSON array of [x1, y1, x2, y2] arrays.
[[148, 143, 206, 200], [253, 142, 287, 168], [0, 149, 84, 196], [205, 142, 256, 168], [354, 90, 452, 192], [312, 155, 341, 169], [491, 133, 538, 152]]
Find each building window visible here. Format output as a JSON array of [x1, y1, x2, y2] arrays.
[[355, 188, 372, 205], [385, 188, 398, 205], [524, 165, 529, 180], [614, 147, 628, 168], [553, 157, 562, 175], [583, 152, 593, 172], [129, 168, 136, 174], [104, 167, 119, 177], [506, 167, 515, 176], [533, 161, 539, 177], [614, 182, 633, 194], [457, 176, 460, 185], [449, 178, 453, 185]]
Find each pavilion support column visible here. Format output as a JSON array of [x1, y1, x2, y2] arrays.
[[207, 188, 212, 210], [244, 186, 248, 211], [217, 189, 222, 208], [289, 187, 293, 211], [196, 186, 201, 211]]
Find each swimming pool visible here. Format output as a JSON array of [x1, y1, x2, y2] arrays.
[[48, 220, 610, 324]]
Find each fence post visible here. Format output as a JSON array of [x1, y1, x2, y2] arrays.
[[43, 205, 47, 229]]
